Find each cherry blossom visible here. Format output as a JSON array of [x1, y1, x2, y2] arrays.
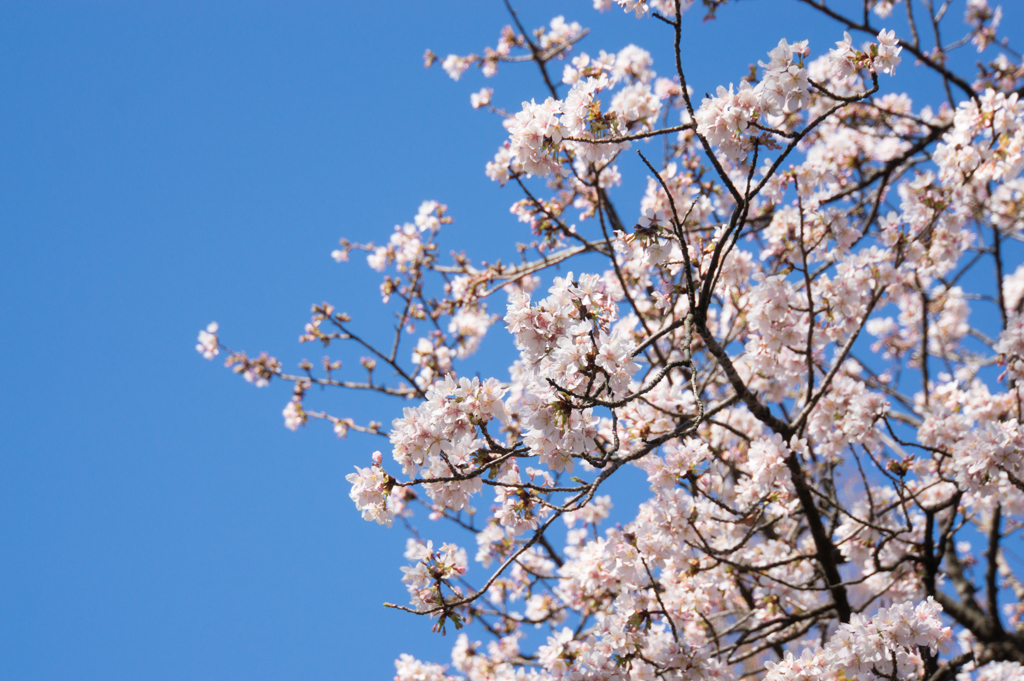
[[195, 322, 219, 360], [469, 87, 492, 109], [200, 3, 1024, 680]]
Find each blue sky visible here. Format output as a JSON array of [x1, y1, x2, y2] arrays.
[[2, 2, 1022, 679]]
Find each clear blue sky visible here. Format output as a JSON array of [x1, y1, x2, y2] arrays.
[[2, 2, 1021, 679]]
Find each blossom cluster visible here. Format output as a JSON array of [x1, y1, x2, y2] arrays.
[[764, 598, 952, 681], [499, 44, 667, 179]]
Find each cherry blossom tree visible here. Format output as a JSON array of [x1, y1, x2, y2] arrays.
[[197, 1, 1024, 679]]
